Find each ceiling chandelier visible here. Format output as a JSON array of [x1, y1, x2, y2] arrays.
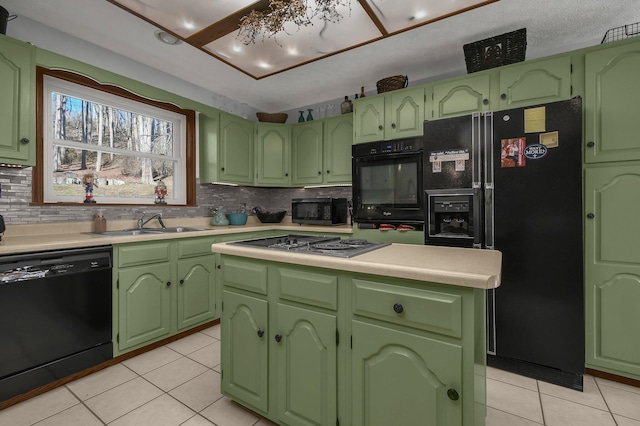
[[237, 0, 352, 45]]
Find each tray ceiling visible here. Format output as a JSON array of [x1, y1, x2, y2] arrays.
[[107, 0, 496, 78]]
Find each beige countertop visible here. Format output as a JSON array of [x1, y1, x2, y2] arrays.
[[211, 241, 502, 290], [0, 216, 352, 255]]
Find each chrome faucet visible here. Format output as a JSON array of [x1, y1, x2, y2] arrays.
[[137, 212, 166, 229]]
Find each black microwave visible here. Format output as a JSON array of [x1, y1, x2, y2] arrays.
[[292, 198, 348, 225]]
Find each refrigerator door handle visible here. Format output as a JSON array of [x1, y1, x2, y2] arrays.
[[484, 187, 494, 249], [483, 112, 494, 188], [472, 112, 482, 188], [473, 187, 482, 248]]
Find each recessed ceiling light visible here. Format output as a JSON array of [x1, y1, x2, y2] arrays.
[[257, 61, 271, 69], [413, 10, 428, 20], [154, 30, 182, 45], [183, 21, 196, 30]]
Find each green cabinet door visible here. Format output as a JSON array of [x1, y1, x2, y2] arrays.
[[275, 303, 337, 426], [292, 120, 323, 185], [221, 290, 269, 414], [585, 163, 640, 379], [498, 56, 572, 109], [433, 73, 491, 118], [351, 320, 463, 426], [385, 87, 425, 139], [354, 95, 385, 143], [118, 263, 172, 350], [177, 255, 216, 330], [585, 41, 640, 163], [323, 114, 352, 184], [198, 111, 220, 184], [219, 113, 254, 185], [0, 35, 35, 165], [256, 123, 291, 186]]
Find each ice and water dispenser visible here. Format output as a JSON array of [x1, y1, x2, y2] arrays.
[[425, 189, 477, 247]]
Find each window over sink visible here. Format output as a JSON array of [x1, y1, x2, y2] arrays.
[[33, 68, 196, 206]]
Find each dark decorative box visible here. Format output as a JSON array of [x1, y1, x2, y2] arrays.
[[463, 28, 527, 73]]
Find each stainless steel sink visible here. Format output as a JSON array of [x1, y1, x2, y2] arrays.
[[87, 227, 206, 237]]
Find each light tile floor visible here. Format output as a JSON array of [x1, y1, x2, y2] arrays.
[[1, 323, 639, 425]]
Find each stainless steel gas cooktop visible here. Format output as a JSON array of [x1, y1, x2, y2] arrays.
[[229, 234, 389, 258]]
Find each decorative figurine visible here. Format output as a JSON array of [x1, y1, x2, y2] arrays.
[[83, 173, 97, 203], [154, 179, 167, 204]]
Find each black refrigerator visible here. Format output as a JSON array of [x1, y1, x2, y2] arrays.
[[423, 98, 584, 390]]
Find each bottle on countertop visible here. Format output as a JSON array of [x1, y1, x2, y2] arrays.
[[340, 95, 352, 114], [94, 209, 107, 233], [359, 86, 366, 98], [355, 94, 359, 100]]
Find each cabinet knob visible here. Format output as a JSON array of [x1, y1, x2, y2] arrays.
[[447, 389, 459, 401], [274, 334, 283, 343], [378, 125, 383, 130], [166, 281, 172, 287], [285, 173, 289, 177], [326, 170, 330, 174], [20, 137, 30, 145], [587, 141, 595, 148], [221, 167, 225, 172], [257, 329, 264, 338], [500, 93, 507, 100], [393, 303, 404, 314], [587, 213, 595, 219], [318, 171, 322, 175], [217, 265, 221, 269], [482, 98, 489, 105], [179, 279, 184, 285], [391, 123, 396, 129]]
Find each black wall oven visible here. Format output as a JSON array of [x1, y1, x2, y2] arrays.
[[352, 138, 424, 224]]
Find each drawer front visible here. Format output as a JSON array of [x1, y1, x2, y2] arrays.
[[177, 237, 216, 259], [277, 267, 338, 310], [352, 278, 462, 338], [117, 242, 171, 268], [222, 256, 268, 295]]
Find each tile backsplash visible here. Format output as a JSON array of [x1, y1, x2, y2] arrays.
[[0, 167, 352, 224]]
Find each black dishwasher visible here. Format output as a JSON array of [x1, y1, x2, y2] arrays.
[[0, 246, 113, 402]]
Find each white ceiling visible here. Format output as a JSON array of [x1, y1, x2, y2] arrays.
[[2, 0, 640, 113]]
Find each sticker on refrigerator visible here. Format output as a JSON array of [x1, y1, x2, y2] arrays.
[[523, 144, 548, 159], [540, 131, 559, 148], [524, 107, 546, 133], [429, 149, 469, 163], [501, 138, 526, 168], [432, 161, 442, 173]]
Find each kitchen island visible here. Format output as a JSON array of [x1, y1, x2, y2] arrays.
[[211, 241, 501, 426]]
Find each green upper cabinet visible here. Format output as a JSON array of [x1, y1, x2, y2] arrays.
[[198, 111, 219, 184], [323, 114, 353, 184], [432, 73, 491, 118], [354, 95, 385, 143], [255, 123, 291, 186], [585, 40, 640, 163], [0, 35, 35, 166], [354, 87, 425, 143], [498, 56, 573, 109], [585, 162, 640, 380], [292, 120, 323, 185], [219, 112, 254, 185]]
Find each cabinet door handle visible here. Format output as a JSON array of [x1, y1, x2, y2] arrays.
[[482, 98, 489, 105], [318, 171, 322, 175], [447, 389, 459, 401], [326, 170, 330, 174], [274, 334, 283, 343], [587, 141, 595, 148], [20, 137, 30, 145], [378, 125, 383, 130], [217, 265, 221, 269], [166, 281, 172, 287], [221, 167, 225, 172], [179, 279, 184, 285], [391, 123, 396, 129], [285, 173, 289, 177], [500, 93, 507, 100], [257, 329, 264, 338], [393, 303, 404, 314], [587, 213, 595, 219]]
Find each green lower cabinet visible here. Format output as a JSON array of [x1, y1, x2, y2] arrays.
[[275, 303, 337, 426], [351, 320, 462, 426], [177, 255, 216, 330], [118, 263, 172, 350], [221, 289, 269, 413]]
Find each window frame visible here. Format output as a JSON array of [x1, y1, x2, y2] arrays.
[[33, 67, 197, 206]]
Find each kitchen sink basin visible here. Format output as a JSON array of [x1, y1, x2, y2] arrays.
[[87, 227, 206, 237]]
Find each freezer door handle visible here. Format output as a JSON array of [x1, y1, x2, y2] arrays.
[[484, 187, 494, 249], [473, 187, 482, 248]]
